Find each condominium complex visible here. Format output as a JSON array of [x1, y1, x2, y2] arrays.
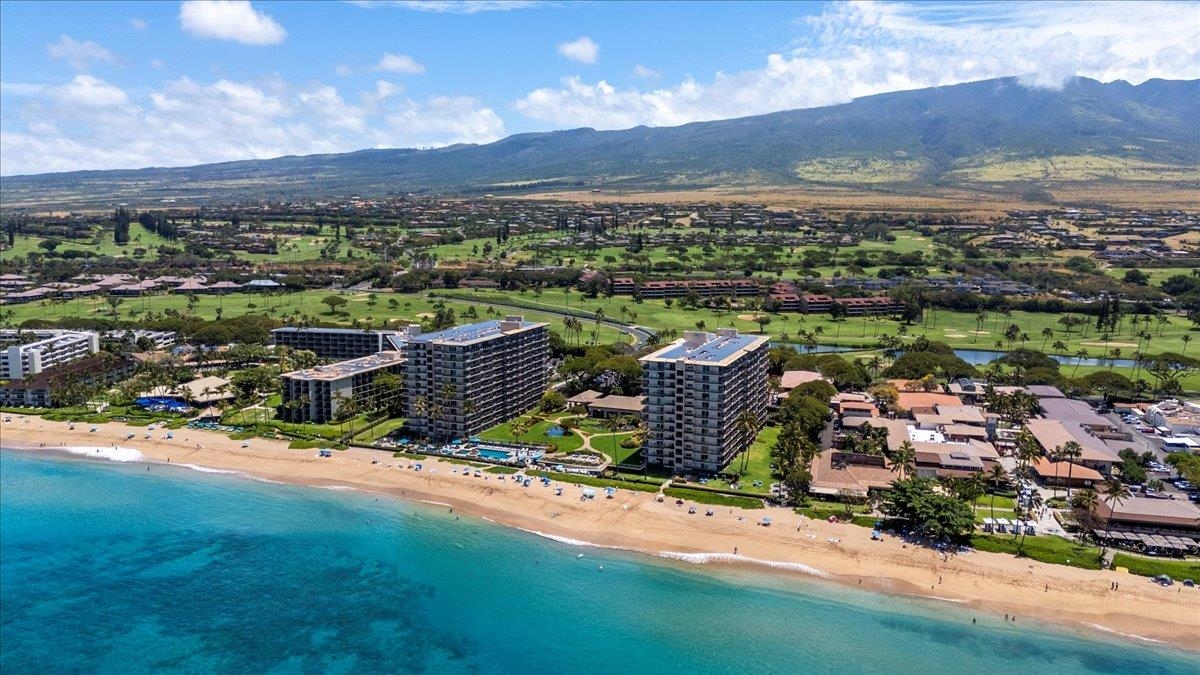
[[0, 353, 135, 407], [0, 330, 100, 380], [640, 329, 769, 474], [271, 326, 419, 360], [279, 351, 406, 423], [403, 317, 549, 441]]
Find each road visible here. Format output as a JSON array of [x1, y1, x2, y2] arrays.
[[1104, 411, 1164, 461], [429, 293, 654, 349]]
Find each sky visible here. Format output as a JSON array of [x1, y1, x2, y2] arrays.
[[1, 0, 1197, 176]]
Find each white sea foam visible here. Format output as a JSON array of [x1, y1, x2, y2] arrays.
[[1085, 623, 1164, 644], [657, 551, 831, 578], [178, 464, 241, 475], [922, 595, 967, 604], [511, 526, 624, 550], [58, 446, 145, 463], [320, 485, 355, 491]]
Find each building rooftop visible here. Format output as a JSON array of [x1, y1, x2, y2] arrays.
[[409, 317, 545, 346], [588, 394, 645, 413], [896, 391, 963, 410], [273, 326, 402, 335], [643, 329, 768, 366], [1024, 418, 1121, 463], [1039, 397, 1110, 427], [779, 370, 824, 389], [282, 351, 406, 381], [809, 450, 895, 497], [1098, 495, 1200, 529], [1030, 457, 1104, 482], [0, 329, 95, 350]]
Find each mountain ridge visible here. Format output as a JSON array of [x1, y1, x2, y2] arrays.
[[2, 76, 1197, 207]]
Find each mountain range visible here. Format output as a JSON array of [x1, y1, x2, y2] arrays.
[[2, 76, 1197, 208]]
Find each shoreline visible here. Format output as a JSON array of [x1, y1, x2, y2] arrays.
[[3, 415, 1198, 652]]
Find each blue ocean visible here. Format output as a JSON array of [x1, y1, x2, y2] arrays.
[[2, 450, 1197, 674]]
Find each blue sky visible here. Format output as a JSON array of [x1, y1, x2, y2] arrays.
[[1, 0, 1197, 175]]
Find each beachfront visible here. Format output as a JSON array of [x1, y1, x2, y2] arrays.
[[3, 413, 1198, 650]]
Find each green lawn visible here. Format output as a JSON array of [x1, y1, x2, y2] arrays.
[[1, 222, 173, 262], [0, 289, 628, 345], [1101, 267, 1192, 287], [974, 494, 1017, 510], [353, 417, 408, 444], [1, 224, 377, 265], [221, 406, 277, 426], [973, 508, 1020, 524], [427, 228, 953, 278], [796, 499, 872, 522], [662, 487, 765, 509], [529, 470, 661, 493], [479, 413, 585, 453], [1111, 553, 1200, 580], [439, 287, 1199, 356], [484, 465, 519, 475], [592, 431, 640, 464], [703, 425, 777, 494], [970, 533, 1104, 570]]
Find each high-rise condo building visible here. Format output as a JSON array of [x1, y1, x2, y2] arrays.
[[271, 326, 417, 360], [0, 330, 99, 380], [403, 317, 549, 441], [640, 329, 769, 473]]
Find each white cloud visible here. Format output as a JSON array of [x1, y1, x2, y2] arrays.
[[334, 64, 354, 77], [361, 80, 404, 107], [54, 75, 130, 107], [46, 35, 115, 71], [375, 52, 426, 74], [631, 64, 659, 79], [129, 18, 148, 31], [557, 36, 598, 64], [386, 96, 505, 147], [518, 1, 1200, 129], [299, 84, 368, 133], [150, 59, 166, 70], [348, 1, 543, 13], [179, 1, 286, 45], [1, 76, 504, 175]]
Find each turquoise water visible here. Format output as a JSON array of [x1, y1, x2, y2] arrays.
[[2, 451, 1197, 674]]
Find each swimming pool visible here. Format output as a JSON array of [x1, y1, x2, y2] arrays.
[[476, 448, 512, 460]]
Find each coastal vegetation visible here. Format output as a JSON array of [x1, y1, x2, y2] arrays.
[[1111, 554, 1200, 580]]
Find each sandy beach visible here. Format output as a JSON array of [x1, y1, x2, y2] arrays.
[[3, 414, 1198, 651]]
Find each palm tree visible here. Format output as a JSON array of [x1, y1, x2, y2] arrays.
[[734, 409, 760, 475], [890, 440, 917, 479], [1071, 488, 1099, 534], [966, 471, 988, 506], [1017, 490, 1044, 556], [1071, 348, 1088, 377], [602, 415, 622, 460], [1058, 440, 1084, 498], [987, 463, 1006, 521], [510, 418, 532, 447], [1015, 427, 1041, 479], [1041, 326, 1054, 349], [1099, 477, 1131, 550], [1183, 334, 1192, 356]]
